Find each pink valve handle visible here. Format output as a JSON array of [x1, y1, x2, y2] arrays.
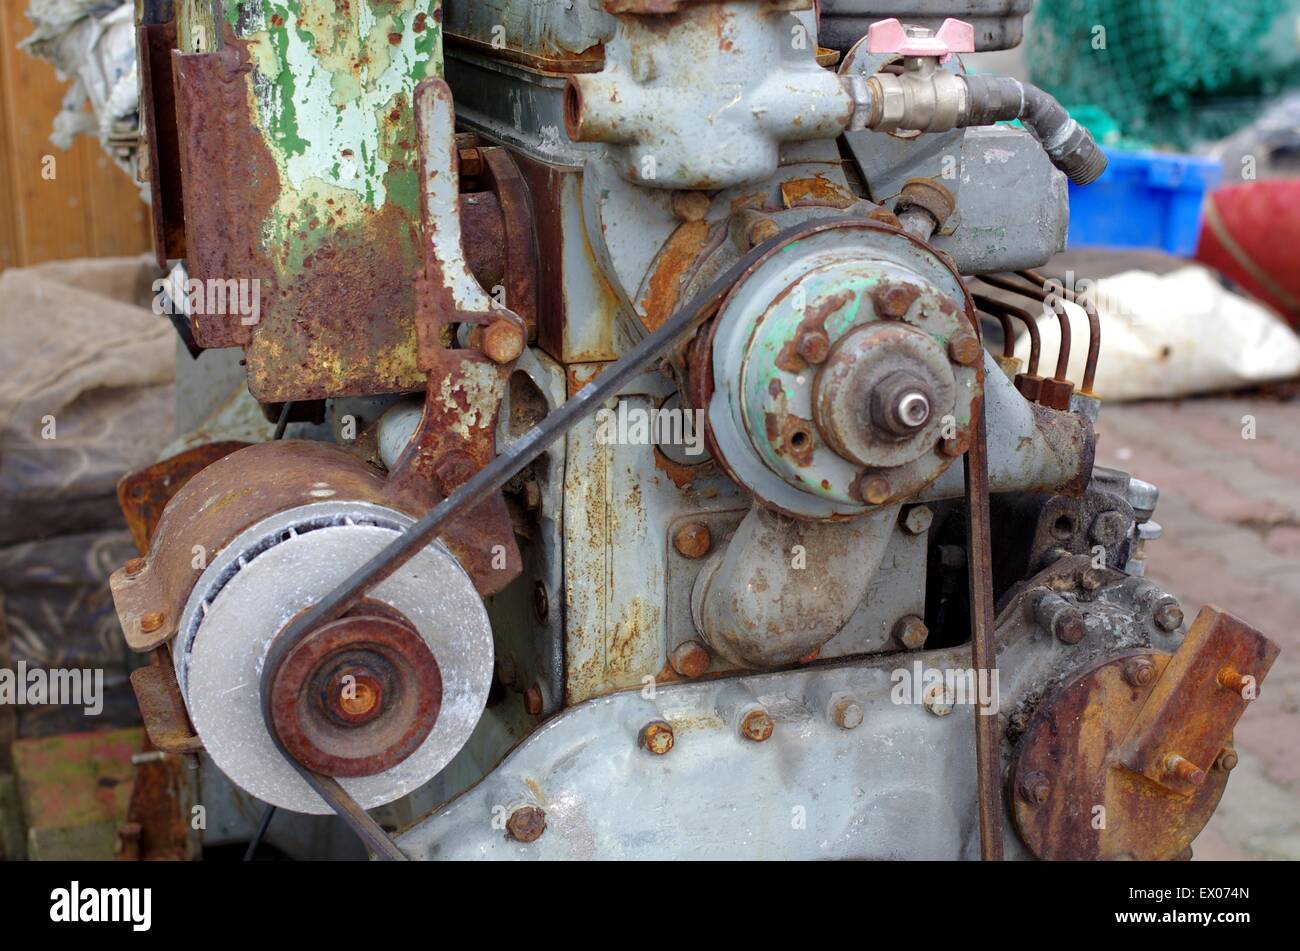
[[866, 17, 975, 63]]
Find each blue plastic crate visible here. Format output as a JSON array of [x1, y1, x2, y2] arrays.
[[1066, 148, 1222, 256]]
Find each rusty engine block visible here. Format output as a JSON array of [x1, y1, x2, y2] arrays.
[[113, 0, 1278, 860]]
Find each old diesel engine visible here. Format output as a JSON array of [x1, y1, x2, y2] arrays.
[[114, 0, 1279, 860]]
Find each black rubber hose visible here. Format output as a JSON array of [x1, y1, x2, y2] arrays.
[[962, 75, 1108, 185]]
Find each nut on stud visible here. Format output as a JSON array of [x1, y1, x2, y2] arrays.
[[482, 318, 525, 364], [947, 330, 982, 366], [893, 614, 929, 650]]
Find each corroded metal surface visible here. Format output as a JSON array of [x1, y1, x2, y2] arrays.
[[129, 651, 203, 754], [116, 441, 249, 553], [170, 2, 443, 400], [1011, 606, 1278, 860]]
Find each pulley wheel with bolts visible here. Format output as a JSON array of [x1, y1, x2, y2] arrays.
[[175, 501, 493, 813], [269, 610, 443, 777]]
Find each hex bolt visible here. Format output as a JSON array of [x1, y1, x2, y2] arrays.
[[1032, 591, 1087, 645], [124, 557, 146, 577], [1019, 770, 1051, 806], [893, 614, 929, 650], [1165, 753, 1206, 787], [1214, 747, 1238, 772], [673, 522, 712, 559], [1122, 656, 1156, 688], [1089, 510, 1131, 547], [640, 720, 675, 755], [524, 684, 544, 716], [1153, 598, 1184, 633], [947, 330, 982, 366], [669, 640, 711, 679], [505, 804, 546, 842], [482, 319, 525, 364], [859, 475, 892, 505], [901, 504, 933, 535], [873, 282, 914, 319], [140, 611, 165, 634], [533, 581, 549, 622], [740, 707, 774, 742], [670, 190, 711, 222], [796, 328, 831, 364]]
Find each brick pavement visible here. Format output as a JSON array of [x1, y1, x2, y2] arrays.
[[1096, 397, 1300, 859]]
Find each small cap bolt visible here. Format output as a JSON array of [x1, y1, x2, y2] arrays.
[[859, 475, 892, 505], [873, 283, 914, 319], [482, 319, 525, 364], [902, 505, 933, 535], [893, 614, 929, 650], [505, 805, 546, 842], [671, 190, 711, 222], [673, 522, 712, 559], [1214, 747, 1238, 772], [740, 708, 774, 742], [948, 330, 982, 366], [829, 693, 863, 730], [670, 640, 711, 679], [640, 720, 675, 755], [1019, 770, 1051, 806], [796, 329, 831, 364], [1154, 599, 1184, 632], [140, 611, 165, 634], [1122, 656, 1156, 688], [124, 557, 146, 577], [940, 431, 969, 457], [524, 684, 544, 716]]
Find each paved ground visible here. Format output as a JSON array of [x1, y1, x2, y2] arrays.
[[1096, 395, 1300, 860]]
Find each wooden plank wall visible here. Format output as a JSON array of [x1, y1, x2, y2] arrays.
[[0, 0, 151, 271]]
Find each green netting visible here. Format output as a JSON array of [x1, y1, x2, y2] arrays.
[[1027, 0, 1300, 149]]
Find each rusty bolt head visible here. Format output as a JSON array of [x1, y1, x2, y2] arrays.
[[939, 431, 970, 458], [1019, 770, 1051, 806], [124, 557, 146, 577], [830, 694, 863, 730], [859, 475, 892, 506], [671, 190, 711, 222], [893, 614, 929, 650], [947, 330, 982, 366], [496, 654, 519, 690], [747, 215, 779, 248], [482, 319, 525, 364], [872, 283, 915, 319], [640, 720, 675, 755], [1214, 747, 1238, 772], [524, 684, 544, 716], [1154, 598, 1184, 633], [1122, 656, 1157, 688], [522, 479, 542, 511], [673, 522, 712, 559], [533, 581, 549, 622], [670, 640, 711, 679], [505, 804, 546, 842], [796, 328, 831, 364], [901, 505, 933, 535], [740, 708, 774, 742], [1080, 567, 1107, 592], [1089, 510, 1131, 547], [1052, 610, 1088, 645], [139, 611, 165, 634]]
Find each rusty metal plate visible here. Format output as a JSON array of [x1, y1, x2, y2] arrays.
[[1119, 606, 1280, 796], [1011, 647, 1234, 861], [117, 441, 249, 553], [170, 5, 443, 400], [138, 18, 186, 266], [129, 653, 202, 754]]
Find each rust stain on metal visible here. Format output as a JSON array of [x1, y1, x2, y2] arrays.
[[639, 219, 712, 332], [780, 174, 856, 210]]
